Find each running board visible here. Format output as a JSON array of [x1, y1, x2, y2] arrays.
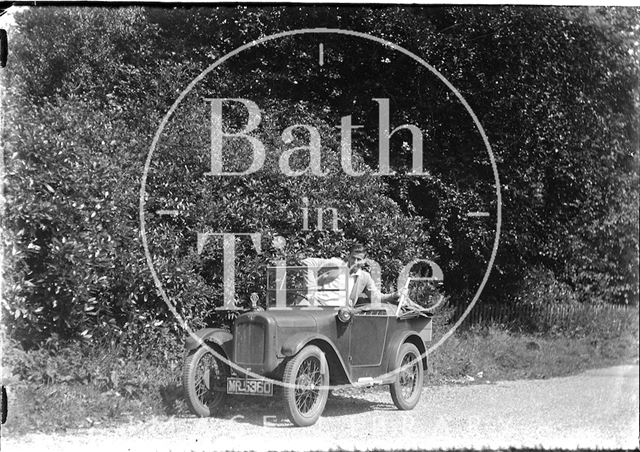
[[354, 377, 385, 387]]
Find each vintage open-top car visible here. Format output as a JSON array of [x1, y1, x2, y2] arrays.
[[183, 265, 440, 427]]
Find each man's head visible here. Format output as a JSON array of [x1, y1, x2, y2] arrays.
[[347, 244, 367, 272]]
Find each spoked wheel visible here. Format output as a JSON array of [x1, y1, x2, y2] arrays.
[[283, 345, 329, 427], [183, 344, 229, 417], [390, 342, 423, 410]]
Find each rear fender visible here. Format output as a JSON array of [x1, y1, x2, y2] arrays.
[[281, 333, 352, 386], [185, 328, 233, 359], [383, 331, 428, 380]]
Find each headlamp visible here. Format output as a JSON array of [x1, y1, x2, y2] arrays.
[[337, 307, 354, 323]]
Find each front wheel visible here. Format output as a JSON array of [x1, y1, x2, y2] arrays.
[[183, 344, 229, 417], [282, 345, 329, 427], [390, 342, 423, 410]]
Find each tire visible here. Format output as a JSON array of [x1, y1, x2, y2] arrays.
[[282, 345, 329, 427], [390, 342, 423, 410], [183, 344, 229, 417]]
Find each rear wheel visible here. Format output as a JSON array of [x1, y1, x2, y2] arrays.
[[183, 344, 229, 417], [390, 342, 423, 410], [282, 345, 329, 427]]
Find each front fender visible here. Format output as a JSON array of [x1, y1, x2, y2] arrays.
[[280, 332, 334, 356], [281, 333, 352, 385], [185, 328, 233, 359]]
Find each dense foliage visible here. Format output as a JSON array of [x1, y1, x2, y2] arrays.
[[2, 6, 638, 348]]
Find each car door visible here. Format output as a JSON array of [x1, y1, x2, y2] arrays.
[[348, 307, 389, 366]]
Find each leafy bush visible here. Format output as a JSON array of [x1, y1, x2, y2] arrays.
[[2, 324, 183, 389], [2, 6, 638, 353], [510, 267, 580, 332]]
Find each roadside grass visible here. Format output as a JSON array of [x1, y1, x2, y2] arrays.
[[1, 332, 189, 435], [430, 323, 639, 383], [2, 318, 638, 436]]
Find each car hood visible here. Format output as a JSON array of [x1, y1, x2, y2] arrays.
[[250, 308, 340, 328]]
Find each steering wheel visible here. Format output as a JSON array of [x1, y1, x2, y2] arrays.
[[293, 292, 312, 306]]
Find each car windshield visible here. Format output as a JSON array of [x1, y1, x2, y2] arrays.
[[266, 265, 350, 308]]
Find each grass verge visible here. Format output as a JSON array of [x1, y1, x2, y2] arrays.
[[430, 324, 639, 383]]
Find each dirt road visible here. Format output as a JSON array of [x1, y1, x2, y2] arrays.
[[3, 365, 638, 451]]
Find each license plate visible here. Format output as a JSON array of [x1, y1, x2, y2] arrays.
[[226, 377, 273, 396]]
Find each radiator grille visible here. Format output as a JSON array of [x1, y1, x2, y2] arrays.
[[235, 322, 265, 365]]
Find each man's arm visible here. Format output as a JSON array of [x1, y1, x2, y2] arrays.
[[360, 272, 399, 304]]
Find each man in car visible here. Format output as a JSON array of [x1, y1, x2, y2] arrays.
[[301, 244, 400, 306]]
